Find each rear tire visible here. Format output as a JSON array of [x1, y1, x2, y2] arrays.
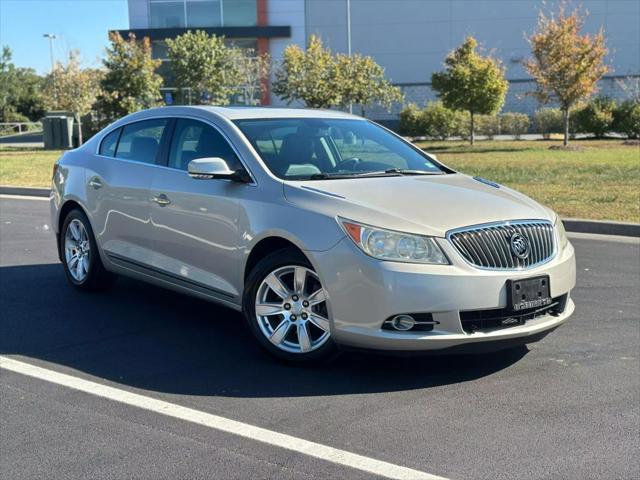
[[60, 208, 115, 292], [243, 248, 338, 365]]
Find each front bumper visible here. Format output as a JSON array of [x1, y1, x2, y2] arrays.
[[311, 236, 576, 351]]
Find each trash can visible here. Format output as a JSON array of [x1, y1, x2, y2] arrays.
[[42, 111, 74, 149]]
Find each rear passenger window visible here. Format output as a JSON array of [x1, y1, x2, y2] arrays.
[[99, 128, 120, 157], [168, 119, 241, 171], [115, 119, 168, 164]]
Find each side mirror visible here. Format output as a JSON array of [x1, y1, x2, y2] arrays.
[[187, 157, 251, 183]]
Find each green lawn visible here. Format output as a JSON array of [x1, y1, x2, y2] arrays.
[[416, 139, 640, 223], [1, 139, 639, 222], [0, 147, 62, 189]]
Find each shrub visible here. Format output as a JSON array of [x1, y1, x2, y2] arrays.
[[568, 104, 584, 137], [399, 102, 471, 139], [0, 111, 31, 136], [421, 101, 463, 140], [475, 114, 501, 139], [613, 99, 640, 139], [500, 112, 530, 139], [573, 96, 616, 137], [534, 107, 563, 139], [399, 103, 425, 137], [451, 110, 471, 138], [3, 110, 30, 123]]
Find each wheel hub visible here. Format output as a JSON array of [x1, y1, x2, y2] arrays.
[[255, 265, 331, 354], [64, 219, 91, 282], [287, 297, 307, 316]]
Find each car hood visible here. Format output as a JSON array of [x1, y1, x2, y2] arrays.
[[283, 173, 554, 238]]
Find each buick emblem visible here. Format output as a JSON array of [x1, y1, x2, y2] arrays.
[[509, 232, 530, 259]]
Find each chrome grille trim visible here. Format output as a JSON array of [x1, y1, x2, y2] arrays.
[[447, 220, 557, 270]]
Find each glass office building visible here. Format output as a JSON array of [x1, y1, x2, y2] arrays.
[[114, 0, 639, 117], [113, 0, 293, 105], [148, 0, 257, 28]]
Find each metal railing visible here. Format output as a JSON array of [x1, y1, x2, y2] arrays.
[[0, 122, 43, 136]]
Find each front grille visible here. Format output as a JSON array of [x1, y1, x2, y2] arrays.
[[448, 221, 555, 269], [460, 294, 568, 333]]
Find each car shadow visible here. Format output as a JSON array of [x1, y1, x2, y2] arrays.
[[0, 263, 528, 398]]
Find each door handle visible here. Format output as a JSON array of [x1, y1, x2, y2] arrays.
[[88, 177, 103, 189], [152, 193, 171, 206]]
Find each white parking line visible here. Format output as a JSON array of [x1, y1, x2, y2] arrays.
[[0, 356, 447, 480]]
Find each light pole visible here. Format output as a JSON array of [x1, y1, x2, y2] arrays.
[[43, 34, 58, 107], [346, 0, 352, 56], [346, 0, 352, 113], [43, 33, 57, 73]]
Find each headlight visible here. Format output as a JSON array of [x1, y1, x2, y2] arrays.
[[338, 218, 449, 264], [555, 216, 569, 250]]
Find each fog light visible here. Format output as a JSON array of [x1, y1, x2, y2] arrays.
[[391, 315, 416, 331]]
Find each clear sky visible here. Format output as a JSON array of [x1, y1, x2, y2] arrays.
[[0, 0, 129, 74]]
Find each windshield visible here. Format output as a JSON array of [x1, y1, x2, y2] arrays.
[[233, 118, 447, 180]]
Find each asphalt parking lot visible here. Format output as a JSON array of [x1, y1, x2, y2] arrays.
[[1, 195, 638, 480]]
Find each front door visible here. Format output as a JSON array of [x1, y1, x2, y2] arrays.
[[86, 118, 170, 268], [148, 118, 246, 302]]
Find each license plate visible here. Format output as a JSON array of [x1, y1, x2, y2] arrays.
[[507, 276, 551, 312]]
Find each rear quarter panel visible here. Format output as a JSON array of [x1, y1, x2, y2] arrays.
[[51, 149, 89, 235]]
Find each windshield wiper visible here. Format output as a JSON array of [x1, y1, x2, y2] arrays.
[[383, 168, 445, 175], [307, 171, 401, 180], [305, 169, 443, 181]]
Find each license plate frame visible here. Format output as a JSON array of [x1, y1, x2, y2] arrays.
[[507, 275, 551, 312]]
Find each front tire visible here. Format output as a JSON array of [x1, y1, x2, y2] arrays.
[[243, 248, 338, 364], [60, 208, 115, 291]]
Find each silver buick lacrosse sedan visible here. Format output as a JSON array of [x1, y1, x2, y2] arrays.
[[51, 106, 576, 363]]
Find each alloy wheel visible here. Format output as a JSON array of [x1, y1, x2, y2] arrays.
[[64, 219, 91, 282], [255, 265, 331, 354]]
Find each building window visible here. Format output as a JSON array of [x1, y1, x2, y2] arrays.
[[223, 0, 257, 27], [149, 0, 257, 29], [186, 0, 222, 27], [152, 41, 170, 60], [150, 1, 185, 28]]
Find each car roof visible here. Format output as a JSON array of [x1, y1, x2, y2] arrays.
[[147, 105, 363, 121]]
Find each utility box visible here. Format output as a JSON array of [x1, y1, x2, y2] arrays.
[[42, 112, 74, 149]]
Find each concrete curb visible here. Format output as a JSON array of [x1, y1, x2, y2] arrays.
[[562, 218, 640, 238], [1, 185, 50, 197], [1, 185, 638, 238]]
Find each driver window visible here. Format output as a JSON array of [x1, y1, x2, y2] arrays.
[[169, 119, 241, 171]]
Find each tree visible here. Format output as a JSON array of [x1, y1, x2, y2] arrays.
[[0, 46, 19, 122], [273, 35, 341, 108], [235, 50, 270, 105], [0, 46, 46, 123], [14, 68, 46, 121], [336, 53, 402, 117], [431, 36, 508, 145], [44, 51, 102, 145], [97, 33, 163, 121], [525, 4, 609, 146], [166, 30, 245, 105]]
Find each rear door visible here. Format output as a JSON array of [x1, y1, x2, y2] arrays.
[[86, 118, 170, 267], [148, 118, 246, 302]]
